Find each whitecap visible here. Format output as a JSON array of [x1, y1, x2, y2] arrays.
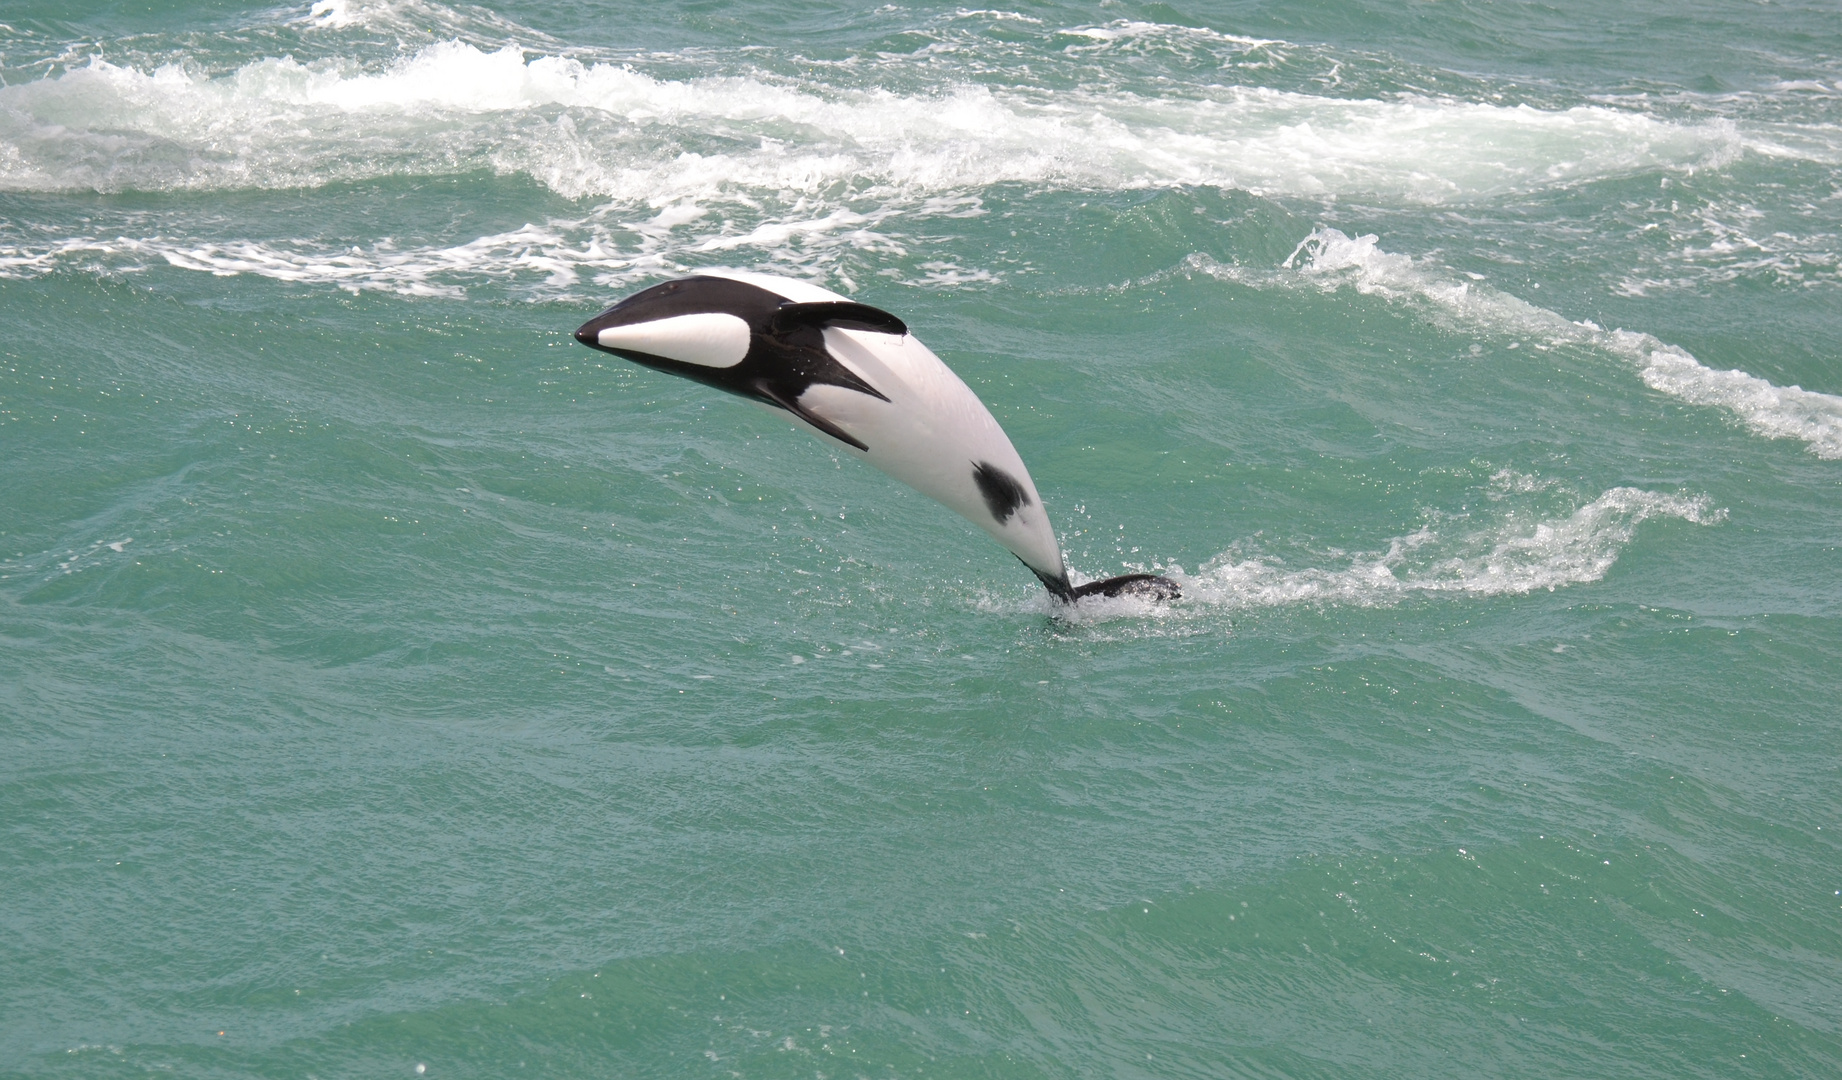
[[294, 0, 559, 45], [1186, 228, 1842, 459], [0, 39, 1752, 201]]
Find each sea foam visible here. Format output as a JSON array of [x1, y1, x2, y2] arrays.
[[0, 38, 1752, 201], [0, 202, 933, 298]]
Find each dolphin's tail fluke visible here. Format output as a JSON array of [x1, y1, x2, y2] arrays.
[[1031, 567, 1181, 605]]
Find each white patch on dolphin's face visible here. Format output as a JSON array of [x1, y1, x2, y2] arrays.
[[595, 312, 750, 368]]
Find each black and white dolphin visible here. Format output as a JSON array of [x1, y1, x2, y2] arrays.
[[574, 270, 1178, 605]]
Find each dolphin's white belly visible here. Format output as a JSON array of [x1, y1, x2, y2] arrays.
[[681, 269, 1065, 581], [795, 330, 1064, 580]]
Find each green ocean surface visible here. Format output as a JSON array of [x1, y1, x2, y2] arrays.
[[3, 1, 1840, 1076]]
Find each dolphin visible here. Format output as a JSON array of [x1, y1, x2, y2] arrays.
[[575, 270, 1178, 604]]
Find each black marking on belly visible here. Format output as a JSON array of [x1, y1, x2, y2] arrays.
[[972, 461, 1030, 524]]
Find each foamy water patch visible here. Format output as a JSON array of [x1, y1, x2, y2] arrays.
[[1613, 195, 1842, 295], [1186, 229, 1842, 459], [1182, 487, 1721, 611], [972, 581, 1205, 632], [296, 0, 559, 45], [975, 485, 1720, 625], [0, 38, 1750, 201], [1056, 19, 1281, 52], [303, 0, 360, 28], [0, 196, 979, 297]]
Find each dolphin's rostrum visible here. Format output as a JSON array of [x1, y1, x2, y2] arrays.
[[574, 271, 1178, 605]]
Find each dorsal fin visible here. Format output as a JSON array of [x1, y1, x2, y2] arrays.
[[767, 301, 908, 337]]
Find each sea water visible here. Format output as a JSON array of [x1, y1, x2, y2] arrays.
[[3, 1, 1839, 1076]]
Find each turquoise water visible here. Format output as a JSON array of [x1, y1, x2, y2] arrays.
[[4, 1, 1841, 1076]]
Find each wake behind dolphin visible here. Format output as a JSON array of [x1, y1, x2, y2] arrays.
[[574, 271, 1178, 605]]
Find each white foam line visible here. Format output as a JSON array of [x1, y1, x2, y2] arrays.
[[0, 38, 1762, 200], [1056, 19, 1281, 49], [0, 198, 960, 296], [1182, 487, 1722, 610], [981, 485, 1721, 623], [1188, 229, 1842, 459]]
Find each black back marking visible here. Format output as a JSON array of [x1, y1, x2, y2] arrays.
[[578, 275, 787, 329], [972, 461, 1030, 524]]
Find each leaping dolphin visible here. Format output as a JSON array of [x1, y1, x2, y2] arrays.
[[574, 271, 1178, 605]]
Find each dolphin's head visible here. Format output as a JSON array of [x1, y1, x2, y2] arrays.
[[574, 276, 785, 370]]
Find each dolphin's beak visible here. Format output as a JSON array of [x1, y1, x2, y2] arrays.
[[575, 307, 620, 349]]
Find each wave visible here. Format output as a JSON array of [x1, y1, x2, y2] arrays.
[[0, 36, 1756, 200], [1187, 229, 1842, 459], [990, 483, 1722, 623], [6, 221, 1837, 464], [6, 215, 1836, 464], [1179, 486, 1721, 609]]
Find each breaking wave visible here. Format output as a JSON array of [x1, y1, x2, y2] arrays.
[[0, 36, 1751, 201], [1186, 228, 1842, 459]]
